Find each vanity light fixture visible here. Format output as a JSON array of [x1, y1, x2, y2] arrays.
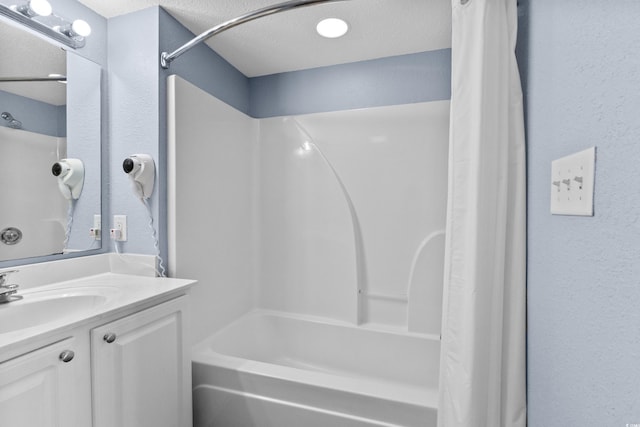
[[316, 18, 349, 38], [12, 0, 52, 17], [0, 0, 91, 49]]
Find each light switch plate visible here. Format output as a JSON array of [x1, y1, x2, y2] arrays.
[[550, 147, 596, 216]]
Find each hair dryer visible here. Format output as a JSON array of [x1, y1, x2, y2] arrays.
[[122, 154, 155, 200]]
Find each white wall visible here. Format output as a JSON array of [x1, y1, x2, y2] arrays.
[[258, 117, 359, 323], [0, 127, 67, 260], [168, 76, 258, 344], [169, 75, 449, 338], [259, 102, 450, 328]]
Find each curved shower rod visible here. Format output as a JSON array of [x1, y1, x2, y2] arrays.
[[160, 0, 351, 69], [0, 76, 67, 83]]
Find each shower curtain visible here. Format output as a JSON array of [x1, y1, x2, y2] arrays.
[[438, 0, 526, 426]]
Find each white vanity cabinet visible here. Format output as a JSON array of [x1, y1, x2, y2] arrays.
[[0, 337, 92, 427], [0, 271, 195, 427], [91, 295, 192, 427]]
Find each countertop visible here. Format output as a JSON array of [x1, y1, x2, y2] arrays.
[[0, 272, 196, 358]]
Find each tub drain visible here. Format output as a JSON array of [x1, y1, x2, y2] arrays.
[[1, 227, 22, 245]]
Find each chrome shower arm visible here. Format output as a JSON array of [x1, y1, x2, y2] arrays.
[[160, 0, 350, 69]]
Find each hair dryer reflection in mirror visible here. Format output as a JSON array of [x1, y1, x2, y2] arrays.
[[52, 158, 84, 251], [52, 158, 84, 200]]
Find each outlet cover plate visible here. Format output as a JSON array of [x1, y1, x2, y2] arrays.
[[93, 214, 101, 240], [113, 215, 127, 241], [550, 147, 596, 216]]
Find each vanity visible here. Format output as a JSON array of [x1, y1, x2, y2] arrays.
[[0, 3, 196, 426], [0, 256, 196, 427], [0, 2, 197, 425]]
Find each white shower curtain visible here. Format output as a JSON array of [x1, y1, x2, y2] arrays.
[[438, 0, 526, 426]]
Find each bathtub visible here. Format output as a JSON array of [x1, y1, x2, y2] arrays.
[[192, 310, 439, 426]]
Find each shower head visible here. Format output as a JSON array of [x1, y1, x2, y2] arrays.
[[1, 112, 22, 129]]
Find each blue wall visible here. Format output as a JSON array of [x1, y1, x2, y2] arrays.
[[522, 0, 640, 425], [0, 90, 65, 137], [159, 9, 250, 114], [250, 49, 451, 118], [66, 52, 102, 250], [108, 8, 162, 259]]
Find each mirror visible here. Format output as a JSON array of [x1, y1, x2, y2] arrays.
[[0, 17, 101, 262]]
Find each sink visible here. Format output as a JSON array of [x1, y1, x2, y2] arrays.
[[0, 286, 121, 334]]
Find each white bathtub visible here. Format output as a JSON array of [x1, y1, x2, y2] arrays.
[[192, 310, 439, 427]]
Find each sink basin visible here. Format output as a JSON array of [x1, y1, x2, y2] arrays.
[[0, 286, 121, 334]]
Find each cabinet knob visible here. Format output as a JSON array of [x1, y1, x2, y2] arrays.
[[59, 350, 75, 363], [103, 332, 116, 343]]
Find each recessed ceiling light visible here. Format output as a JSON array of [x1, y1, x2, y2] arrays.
[[316, 18, 348, 39]]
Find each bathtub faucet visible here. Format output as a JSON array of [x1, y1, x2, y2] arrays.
[[0, 270, 21, 303]]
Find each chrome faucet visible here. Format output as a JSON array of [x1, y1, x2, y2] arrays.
[[0, 270, 21, 303]]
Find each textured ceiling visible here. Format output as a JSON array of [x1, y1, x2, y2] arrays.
[[77, 0, 452, 77], [0, 19, 66, 105]]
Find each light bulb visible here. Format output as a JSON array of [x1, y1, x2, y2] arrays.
[[71, 19, 91, 37], [13, 0, 52, 17], [30, 0, 51, 16], [55, 19, 92, 42]]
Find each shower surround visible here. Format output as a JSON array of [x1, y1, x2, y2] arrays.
[[168, 75, 449, 426], [0, 126, 67, 259]]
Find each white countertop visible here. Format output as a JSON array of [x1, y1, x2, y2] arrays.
[[0, 272, 196, 357]]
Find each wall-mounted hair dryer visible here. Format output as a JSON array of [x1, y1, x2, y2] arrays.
[[52, 158, 84, 200], [123, 154, 155, 200]]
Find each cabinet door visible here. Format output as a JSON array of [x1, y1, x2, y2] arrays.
[[0, 337, 88, 427], [91, 296, 191, 427]]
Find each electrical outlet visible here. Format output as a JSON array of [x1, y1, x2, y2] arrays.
[[91, 214, 101, 240], [113, 215, 127, 241], [550, 147, 596, 216]]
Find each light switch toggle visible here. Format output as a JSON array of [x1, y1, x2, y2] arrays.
[[550, 147, 596, 216], [573, 176, 583, 189]]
